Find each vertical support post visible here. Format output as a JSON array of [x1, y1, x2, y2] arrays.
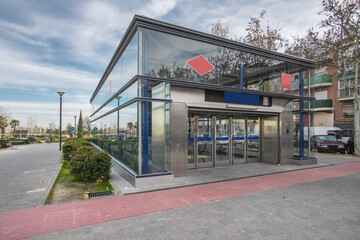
[[239, 57, 244, 88], [142, 80, 149, 174], [308, 69, 312, 157], [141, 28, 149, 174], [299, 71, 304, 159]]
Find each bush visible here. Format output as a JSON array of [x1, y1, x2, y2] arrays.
[[62, 139, 92, 162], [0, 140, 8, 149], [70, 147, 112, 182]]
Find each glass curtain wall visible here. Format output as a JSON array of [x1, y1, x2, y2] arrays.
[[140, 27, 306, 97], [91, 31, 139, 116]]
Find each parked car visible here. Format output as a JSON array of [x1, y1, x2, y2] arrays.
[[346, 135, 354, 154], [310, 135, 346, 154], [303, 126, 350, 145]]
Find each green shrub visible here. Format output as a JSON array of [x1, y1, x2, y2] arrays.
[[70, 148, 111, 182], [62, 139, 92, 161], [0, 140, 8, 149]]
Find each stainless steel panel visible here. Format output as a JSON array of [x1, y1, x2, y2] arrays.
[[261, 116, 279, 164], [280, 101, 294, 164], [170, 102, 187, 176]]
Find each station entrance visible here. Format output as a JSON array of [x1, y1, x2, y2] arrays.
[[187, 112, 264, 169]]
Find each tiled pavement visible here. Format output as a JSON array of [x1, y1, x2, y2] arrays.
[[1, 161, 360, 240], [0, 143, 62, 213]]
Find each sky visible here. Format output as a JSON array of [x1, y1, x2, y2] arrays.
[[0, 0, 325, 129]]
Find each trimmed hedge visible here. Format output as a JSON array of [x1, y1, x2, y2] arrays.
[[70, 148, 111, 182], [62, 139, 92, 162], [62, 139, 112, 182]]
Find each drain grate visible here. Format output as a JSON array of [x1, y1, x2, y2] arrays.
[[88, 191, 113, 198]]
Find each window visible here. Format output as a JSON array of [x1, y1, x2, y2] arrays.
[[314, 90, 327, 100]]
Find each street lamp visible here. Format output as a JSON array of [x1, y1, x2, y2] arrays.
[[57, 91, 65, 151], [74, 115, 77, 137]]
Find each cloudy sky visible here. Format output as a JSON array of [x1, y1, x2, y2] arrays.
[[0, 0, 324, 129]]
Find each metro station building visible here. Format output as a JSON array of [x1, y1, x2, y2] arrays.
[[90, 15, 316, 187]]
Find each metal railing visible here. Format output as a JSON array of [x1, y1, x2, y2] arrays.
[[304, 99, 333, 109], [338, 88, 360, 99], [304, 74, 332, 86]]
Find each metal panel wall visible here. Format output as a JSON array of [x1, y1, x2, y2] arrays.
[[170, 102, 187, 176], [261, 116, 279, 164], [280, 101, 294, 164]]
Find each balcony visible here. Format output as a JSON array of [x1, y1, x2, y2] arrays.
[[304, 99, 333, 111], [304, 74, 333, 88]]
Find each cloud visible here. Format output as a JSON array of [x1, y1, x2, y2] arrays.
[[0, 100, 92, 129], [140, 0, 177, 18], [0, 41, 99, 91]]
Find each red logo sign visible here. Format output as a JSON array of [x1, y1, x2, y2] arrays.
[[281, 73, 291, 90], [186, 55, 214, 76]]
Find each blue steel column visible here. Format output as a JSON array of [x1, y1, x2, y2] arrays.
[[299, 71, 304, 159], [141, 30, 149, 174]]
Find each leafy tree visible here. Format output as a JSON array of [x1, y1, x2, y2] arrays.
[[318, 0, 360, 155], [10, 119, 19, 133], [0, 116, 8, 139], [243, 10, 287, 51], [77, 110, 84, 139], [84, 116, 91, 132]]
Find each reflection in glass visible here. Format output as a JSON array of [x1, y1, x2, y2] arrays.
[[198, 143, 212, 163], [188, 116, 195, 165], [247, 117, 260, 159], [197, 116, 212, 164], [91, 31, 138, 115], [141, 28, 306, 96], [216, 117, 229, 162], [232, 117, 245, 160]]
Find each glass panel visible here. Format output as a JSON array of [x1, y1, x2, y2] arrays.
[[91, 31, 138, 115], [198, 143, 212, 163], [247, 117, 260, 159], [188, 116, 195, 165], [118, 102, 139, 173], [232, 117, 245, 160], [216, 117, 229, 162], [90, 102, 139, 174], [293, 113, 300, 156], [91, 82, 138, 120], [197, 116, 212, 164], [141, 27, 307, 96], [197, 116, 212, 139]]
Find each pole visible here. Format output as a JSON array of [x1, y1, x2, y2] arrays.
[[59, 95, 62, 151], [57, 92, 65, 151], [74, 116, 77, 137]]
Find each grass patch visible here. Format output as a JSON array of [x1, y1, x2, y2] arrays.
[[45, 161, 114, 205]]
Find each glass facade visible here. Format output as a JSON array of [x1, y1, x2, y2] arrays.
[[90, 16, 315, 177], [91, 31, 139, 115], [141, 28, 305, 96]]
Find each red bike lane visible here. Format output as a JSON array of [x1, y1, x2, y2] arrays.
[[1, 162, 360, 240]]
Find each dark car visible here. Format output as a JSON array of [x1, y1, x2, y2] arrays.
[[346, 135, 354, 154], [310, 135, 346, 154]]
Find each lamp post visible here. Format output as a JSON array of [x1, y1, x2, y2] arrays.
[[57, 91, 65, 151], [74, 115, 77, 137]]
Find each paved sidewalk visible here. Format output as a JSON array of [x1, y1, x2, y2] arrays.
[[0, 143, 62, 213], [31, 173, 360, 240], [1, 161, 360, 240], [111, 153, 360, 195]]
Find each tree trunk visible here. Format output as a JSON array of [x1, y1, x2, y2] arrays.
[[354, 54, 359, 156]]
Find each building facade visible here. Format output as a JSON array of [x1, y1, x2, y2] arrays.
[[305, 65, 360, 136], [90, 16, 316, 187]]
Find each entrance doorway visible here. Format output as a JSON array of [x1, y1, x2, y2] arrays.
[[188, 113, 261, 169]]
